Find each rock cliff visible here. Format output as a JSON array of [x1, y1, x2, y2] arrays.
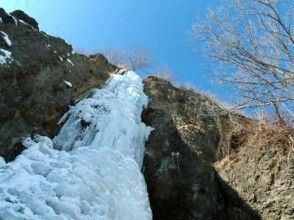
[[143, 76, 293, 220], [0, 8, 116, 161]]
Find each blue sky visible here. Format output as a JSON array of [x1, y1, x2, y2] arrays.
[[0, 0, 229, 100]]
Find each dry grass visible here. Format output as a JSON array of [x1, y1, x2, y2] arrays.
[[250, 121, 293, 150], [230, 119, 294, 156], [152, 69, 175, 84], [216, 114, 294, 162], [150, 71, 294, 161]]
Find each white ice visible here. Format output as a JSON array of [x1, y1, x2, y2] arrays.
[[0, 71, 153, 220], [0, 48, 12, 65], [64, 80, 72, 88], [67, 59, 74, 66], [18, 20, 27, 25], [18, 19, 37, 31]]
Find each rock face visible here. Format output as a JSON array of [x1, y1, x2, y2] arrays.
[[143, 76, 293, 219], [215, 124, 294, 220], [0, 8, 293, 220], [0, 9, 116, 161], [142, 77, 223, 220], [10, 10, 39, 30]]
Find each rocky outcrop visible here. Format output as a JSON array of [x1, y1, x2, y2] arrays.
[[143, 76, 293, 219], [0, 9, 116, 161], [215, 124, 294, 219], [10, 10, 39, 30]]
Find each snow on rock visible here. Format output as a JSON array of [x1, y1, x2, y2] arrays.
[[0, 49, 12, 65], [18, 19, 36, 30], [0, 31, 12, 47], [67, 58, 74, 66], [59, 56, 64, 62], [64, 80, 72, 88], [0, 71, 153, 220], [11, 16, 18, 25], [18, 19, 27, 25]]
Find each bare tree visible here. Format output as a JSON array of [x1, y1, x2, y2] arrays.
[[103, 47, 151, 71], [191, 0, 294, 123]]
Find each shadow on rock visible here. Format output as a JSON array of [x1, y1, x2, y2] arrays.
[[142, 96, 260, 220]]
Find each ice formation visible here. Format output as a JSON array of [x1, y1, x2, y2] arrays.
[[0, 48, 12, 65], [0, 71, 153, 220], [0, 31, 12, 47]]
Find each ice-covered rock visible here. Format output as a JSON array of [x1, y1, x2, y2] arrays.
[[0, 71, 152, 220], [0, 31, 12, 47]]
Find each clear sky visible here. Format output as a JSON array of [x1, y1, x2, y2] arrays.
[[0, 0, 228, 100]]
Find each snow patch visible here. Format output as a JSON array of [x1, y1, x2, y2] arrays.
[[11, 16, 18, 25], [67, 58, 74, 66], [0, 71, 153, 219], [0, 17, 2, 23], [46, 44, 52, 49], [18, 19, 28, 26], [0, 49, 12, 65], [64, 80, 72, 88], [18, 19, 37, 31], [0, 31, 12, 47], [59, 56, 63, 61]]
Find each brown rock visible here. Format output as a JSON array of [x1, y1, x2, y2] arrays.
[[215, 123, 294, 220], [142, 76, 259, 220]]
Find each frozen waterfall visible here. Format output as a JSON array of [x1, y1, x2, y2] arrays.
[[0, 71, 153, 220]]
